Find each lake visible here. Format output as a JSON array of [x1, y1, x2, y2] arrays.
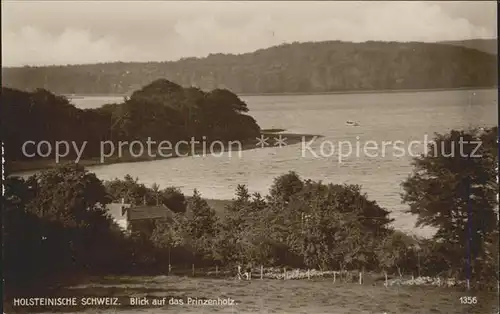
[[69, 89, 497, 236]]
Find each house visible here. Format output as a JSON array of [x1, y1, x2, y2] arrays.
[[106, 199, 132, 231], [126, 204, 175, 237], [106, 199, 175, 237]]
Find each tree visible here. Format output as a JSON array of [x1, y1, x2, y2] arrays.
[[3, 176, 47, 288], [206, 88, 249, 113], [184, 189, 218, 263], [25, 164, 120, 270], [213, 185, 278, 266], [1, 87, 111, 163], [151, 183, 161, 205], [267, 171, 304, 206], [26, 163, 110, 226], [3, 164, 129, 292], [375, 231, 418, 276], [402, 127, 498, 283], [265, 175, 392, 270], [150, 214, 186, 266], [104, 175, 150, 205], [160, 187, 187, 213]]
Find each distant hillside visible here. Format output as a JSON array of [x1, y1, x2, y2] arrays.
[[2, 40, 497, 95], [440, 39, 497, 55]]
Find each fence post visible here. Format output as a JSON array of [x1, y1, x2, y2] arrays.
[[333, 271, 336, 283], [417, 250, 421, 277], [192, 263, 195, 276], [466, 279, 470, 290], [384, 271, 388, 287], [307, 269, 310, 280], [168, 247, 171, 276], [283, 268, 286, 280], [260, 265, 263, 280], [216, 265, 218, 276], [359, 271, 362, 285]]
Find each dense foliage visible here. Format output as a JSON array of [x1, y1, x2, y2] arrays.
[[104, 174, 187, 212], [3, 165, 126, 292], [3, 127, 498, 295], [2, 79, 260, 163], [2, 41, 497, 95], [2, 88, 109, 161], [402, 127, 499, 285]]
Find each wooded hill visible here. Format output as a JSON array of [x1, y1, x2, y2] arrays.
[[2, 40, 497, 95], [439, 38, 497, 55]]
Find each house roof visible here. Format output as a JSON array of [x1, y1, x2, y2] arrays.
[[127, 205, 174, 221], [105, 202, 175, 222]]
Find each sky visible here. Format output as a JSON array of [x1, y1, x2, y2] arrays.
[[1, 1, 497, 67]]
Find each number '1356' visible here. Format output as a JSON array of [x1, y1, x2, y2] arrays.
[[459, 296, 477, 304]]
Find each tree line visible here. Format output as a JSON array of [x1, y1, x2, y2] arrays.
[[2, 41, 497, 95], [2, 79, 260, 163], [3, 126, 498, 295]]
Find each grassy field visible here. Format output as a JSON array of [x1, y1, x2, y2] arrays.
[[5, 275, 498, 314]]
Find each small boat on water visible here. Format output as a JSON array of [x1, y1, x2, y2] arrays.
[[346, 120, 360, 126]]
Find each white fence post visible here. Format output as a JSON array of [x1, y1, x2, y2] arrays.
[[260, 265, 263, 280]]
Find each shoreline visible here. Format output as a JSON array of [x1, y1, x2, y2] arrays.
[[6, 131, 322, 175], [60, 86, 497, 99]]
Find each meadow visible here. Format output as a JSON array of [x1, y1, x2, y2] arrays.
[[6, 275, 498, 314]]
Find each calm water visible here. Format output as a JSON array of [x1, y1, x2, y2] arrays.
[[67, 90, 497, 236]]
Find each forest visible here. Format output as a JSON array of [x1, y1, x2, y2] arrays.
[[2, 79, 260, 164], [2, 40, 497, 95]]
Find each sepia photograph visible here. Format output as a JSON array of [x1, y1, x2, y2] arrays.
[[1, 1, 499, 313]]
